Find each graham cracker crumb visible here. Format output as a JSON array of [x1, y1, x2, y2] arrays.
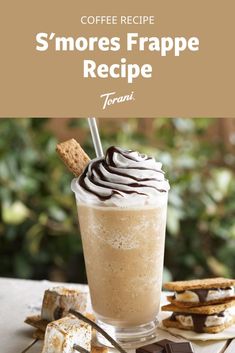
[[56, 139, 90, 177]]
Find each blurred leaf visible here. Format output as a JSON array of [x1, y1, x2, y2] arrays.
[[167, 206, 183, 236], [207, 257, 229, 277], [2, 201, 30, 225], [14, 255, 32, 278], [163, 267, 172, 284], [49, 206, 67, 222]]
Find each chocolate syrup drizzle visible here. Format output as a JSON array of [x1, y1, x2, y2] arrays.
[[78, 146, 169, 201]]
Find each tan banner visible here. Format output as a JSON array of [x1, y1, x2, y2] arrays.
[[0, 0, 234, 117]]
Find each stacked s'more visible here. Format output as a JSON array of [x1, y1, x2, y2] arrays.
[[162, 277, 235, 333]]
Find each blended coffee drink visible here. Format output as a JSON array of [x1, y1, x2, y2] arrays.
[[72, 146, 169, 346]]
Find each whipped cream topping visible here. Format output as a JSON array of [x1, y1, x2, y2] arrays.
[[175, 287, 234, 303], [72, 146, 170, 207], [174, 309, 231, 328]]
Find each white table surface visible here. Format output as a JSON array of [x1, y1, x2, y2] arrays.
[[0, 277, 234, 353]]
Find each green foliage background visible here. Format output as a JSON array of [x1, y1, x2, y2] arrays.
[[0, 118, 235, 283]]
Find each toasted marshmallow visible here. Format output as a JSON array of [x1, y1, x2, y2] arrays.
[[175, 290, 199, 303], [42, 314, 91, 353], [175, 287, 234, 303], [175, 314, 194, 327], [41, 287, 88, 322], [175, 309, 231, 328], [207, 287, 234, 301]]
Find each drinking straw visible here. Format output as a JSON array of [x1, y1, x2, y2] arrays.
[[21, 339, 38, 353], [73, 344, 89, 353], [88, 117, 104, 158]]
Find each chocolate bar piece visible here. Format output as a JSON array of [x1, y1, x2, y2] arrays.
[[165, 342, 194, 353], [157, 340, 176, 348], [137, 343, 164, 353], [137, 340, 175, 353]]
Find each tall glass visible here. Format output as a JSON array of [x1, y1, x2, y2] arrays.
[[74, 192, 168, 348]]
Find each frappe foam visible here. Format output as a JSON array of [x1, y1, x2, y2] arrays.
[[72, 146, 170, 207]]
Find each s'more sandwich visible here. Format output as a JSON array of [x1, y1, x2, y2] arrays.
[[163, 277, 235, 307], [162, 300, 235, 333]]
